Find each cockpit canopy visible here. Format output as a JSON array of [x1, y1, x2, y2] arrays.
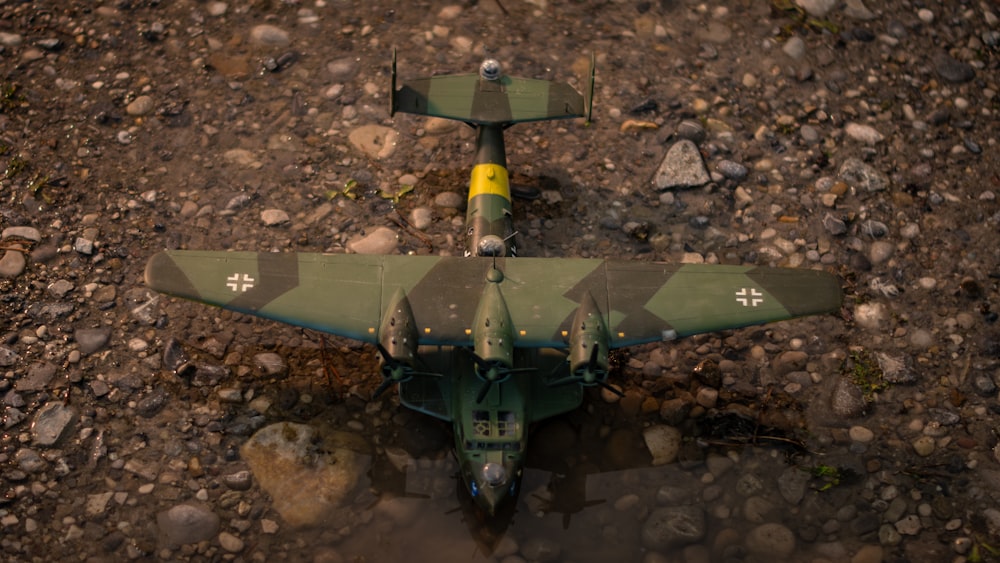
[[479, 59, 502, 81]]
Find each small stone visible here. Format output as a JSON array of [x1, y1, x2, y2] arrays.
[[347, 227, 398, 255], [676, 119, 706, 144], [839, 158, 889, 192], [746, 523, 796, 557], [795, 0, 837, 17], [157, 503, 220, 546], [933, 52, 974, 84], [822, 213, 847, 235], [912, 436, 935, 457], [348, 125, 399, 160], [894, 515, 921, 535], [643, 425, 682, 466], [0, 250, 27, 278], [75, 328, 111, 355], [434, 191, 465, 209], [218, 531, 244, 553], [2, 226, 42, 242], [222, 470, 253, 491], [126, 95, 155, 116], [74, 237, 94, 255], [831, 377, 867, 417], [31, 402, 78, 446], [641, 506, 706, 550], [845, 123, 884, 144], [777, 466, 809, 505], [782, 36, 806, 59], [869, 241, 894, 264], [260, 209, 290, 227], [254, 352, 287, 377], [653, 140, 710, 190], [249, 24, 290, 47], [849, 425, 875, 443], [409, 207, 433, 230], [716, 160, 748, 181]]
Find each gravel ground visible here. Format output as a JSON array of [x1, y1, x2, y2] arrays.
[[1, 1, 999, 561]]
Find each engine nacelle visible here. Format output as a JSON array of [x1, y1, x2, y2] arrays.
[[472, 267, 515, 369], [378, 288, 418, 372], [568, 292, 609, 384]]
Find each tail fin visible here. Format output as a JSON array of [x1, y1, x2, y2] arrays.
[[391, 49, 594, 126]]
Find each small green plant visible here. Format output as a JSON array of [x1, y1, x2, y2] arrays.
[[0, 82, 25, 113], [845, 349, 888, 400], [325, 178, 359, 201], [379, 184, 413, 205], [969, 537, 1000, 563], [4, 154, 27, 178], [809, 464, 841, 491]]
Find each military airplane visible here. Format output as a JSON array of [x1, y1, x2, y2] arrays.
[[145, 51, 841, 515]]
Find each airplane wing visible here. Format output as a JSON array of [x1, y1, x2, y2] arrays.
[[145, 252, 840, 349]]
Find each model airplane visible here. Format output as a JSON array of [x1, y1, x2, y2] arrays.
[[145, 52, 841, 515]]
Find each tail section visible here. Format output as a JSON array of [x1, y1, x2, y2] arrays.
[[390, 49, 593, 126]]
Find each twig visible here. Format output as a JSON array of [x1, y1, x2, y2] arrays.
[[389, 210, 434, 251]]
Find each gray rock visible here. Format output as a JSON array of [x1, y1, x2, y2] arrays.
[[162, 338, 190, 371], [782, 36, 806, 59], [795, 0, 837, 17], [48, 279, 74, 298], [641, 506, 706, 550], [326, 57, 359, 81], [348, 125, 399, 160], [74, 237, 94, 255], [434, 191, 465, 209], [0, 346, 20, 367], [249, 24, 290, 47], [773, 350, 808, 375], [716, 160, 748, 181], [125, 287, 160, 326], [933, 52, 974, 83], [869, 241, 894, 265], [2, 226, 41, 242], [31, 402, 78, 446], [839, 158, 889, 192], [844, 0, 876, 20], [219, 532, 244, 553], [223, 470, 254, 491], [0, 249, 27, 278], [157, 503, 220, 546], [75, 328, 111, 355], [16, 362, 57, 392], [746, 522, 796, 557], [875, 352, 918, 385], [348, 227, 398, 255], [831, 377, 867, 417], [778, 466, 810, 504], [654, 140, 710, 190], [135, 387, 169, 418], [676, 119, 706, 144], [822, 213, 847, 235], [15, 448, 47, 473], [254, 352, 287, 377]]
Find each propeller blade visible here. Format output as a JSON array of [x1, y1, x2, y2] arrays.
[[597, 380, 624, 398], [373, 378, 395, 399], [476, 379, 493, 404]]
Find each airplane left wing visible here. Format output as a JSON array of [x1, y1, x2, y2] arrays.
[[146, 252, 840, 349]]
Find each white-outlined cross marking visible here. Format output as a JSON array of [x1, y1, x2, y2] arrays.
[[227, 273, 255, 292], [735, 287, 763, 307]]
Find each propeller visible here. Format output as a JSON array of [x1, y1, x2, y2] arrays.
[[467, 350, 533, 404], [373, 342, 440, 398], [548, 344, 623, 398]]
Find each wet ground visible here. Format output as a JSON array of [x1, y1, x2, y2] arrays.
[[1, 0, 999, 561]]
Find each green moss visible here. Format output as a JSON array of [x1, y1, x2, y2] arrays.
[[844, 349, 888, 400]]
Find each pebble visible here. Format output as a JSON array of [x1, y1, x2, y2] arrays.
[[845, 123, 885, 144], [0, 249, 27, 278], [349, 125, 400, 160], [31, 402, 77, 446], [746, 522, 796, 557], [75, 328, 111, 355], [912, 436, 935, 456], [2, 226, 41, 241], [643, 425, 682, 466], [831, 377, 867, 417], [434, 191, 465, 209], [409, 207, 434, 230], [933, 52, 975, 83], [868, 241, 894, 264], [261, 209, 290, 226], [126, 95, 155, 116], [849, 425, 875, 443], [249, 24, 291, 47], [156, 503, 220, 545], [653, 140, 710, 190], [839, 158, 888, 192], [795, 0, 837, 17], [348, 227, 399, 254], [641, 506, 706, 549], [254, 352, 287, 377], [218, 531, 244, 553], [782, 36, 806, 60], [716, 160, 748, 181]]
